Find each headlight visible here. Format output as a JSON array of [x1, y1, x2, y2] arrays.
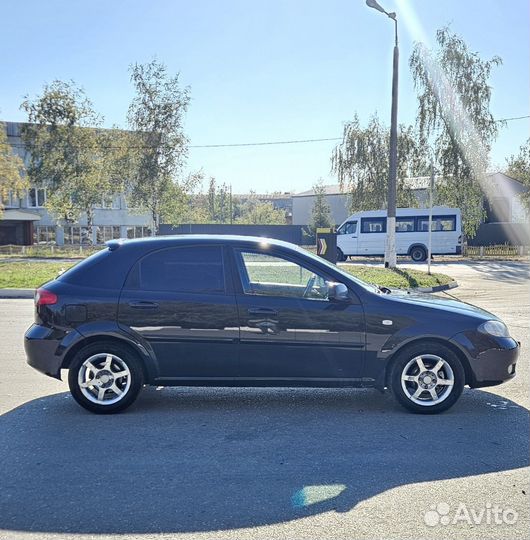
[[478, 320, 509, 338]]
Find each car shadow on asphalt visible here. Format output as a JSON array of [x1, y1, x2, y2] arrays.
[[0, 387, 528, 535]]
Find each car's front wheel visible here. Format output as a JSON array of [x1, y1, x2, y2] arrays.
[[390, 341, 465, 414], [68, 342, 144, 414]]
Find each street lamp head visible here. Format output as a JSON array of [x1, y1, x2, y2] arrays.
[[366, 0, 387, 14]]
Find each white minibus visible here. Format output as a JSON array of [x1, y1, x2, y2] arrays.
[[336, 207, 462, 262]]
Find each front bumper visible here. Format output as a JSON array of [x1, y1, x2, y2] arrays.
[[24, 324, 80, 380], [452, 331, 519, 388]]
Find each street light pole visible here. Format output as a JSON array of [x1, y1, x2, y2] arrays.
[[366, 0, 399, 268]]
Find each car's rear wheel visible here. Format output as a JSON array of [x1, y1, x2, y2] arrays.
[[410, 245, 427, 262], [68, 342, 144, 414], [390, 342, 465, 414]]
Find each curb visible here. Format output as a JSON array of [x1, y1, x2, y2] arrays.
[[413, 280, 458, 293], [0, 289, 34, 299]]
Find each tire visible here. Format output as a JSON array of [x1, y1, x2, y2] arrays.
[[337, 248, 347, 262], [68, 341, 144, 414], [390, 341, 465, 414], [410, 245, 427, 262]]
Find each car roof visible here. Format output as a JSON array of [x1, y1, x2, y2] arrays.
[[106, 234, 301, 252]]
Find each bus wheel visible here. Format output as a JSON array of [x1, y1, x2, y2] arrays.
[[410, 246, 427, 262]]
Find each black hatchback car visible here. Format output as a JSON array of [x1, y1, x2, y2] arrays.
[[25, 235, 519, 414]]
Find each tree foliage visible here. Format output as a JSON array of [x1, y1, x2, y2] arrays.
[[309, 178, 332, 230], [126, 59, 195, 232], [506, 138, 530, 212], [332, 114, 427, 212], [235, 194, 286, 225], [0, 122, 27, 218], [20, 81, 118, 237], [410, 27, 502, 237]]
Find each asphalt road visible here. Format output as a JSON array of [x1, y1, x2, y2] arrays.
[[0, 261, 528, 540]]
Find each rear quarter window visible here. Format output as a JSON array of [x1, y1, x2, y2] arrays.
[[59, 248, 132, 290]]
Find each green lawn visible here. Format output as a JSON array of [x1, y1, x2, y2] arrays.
[[0, 260, 453, 290], [0, 262, 76, 289], [341, 265, 453, 289]]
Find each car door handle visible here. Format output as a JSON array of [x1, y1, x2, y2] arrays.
[[247, 307, 278, 317], [128, 301, 159, 309]]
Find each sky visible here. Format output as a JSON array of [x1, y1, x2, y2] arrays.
[[1, 0, 529, 194]]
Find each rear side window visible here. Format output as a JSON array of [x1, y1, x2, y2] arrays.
[[396, 217, 415, 232], [418, 215, 456, 232], [135, 246, 225, 293], [361, 218, 386, 233]]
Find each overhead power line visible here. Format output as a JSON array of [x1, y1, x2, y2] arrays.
[[6, 114, 529, 150]]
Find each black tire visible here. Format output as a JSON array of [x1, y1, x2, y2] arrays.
[[390, 341, 465, 414], [410, 245, 427, 262], [68, 341, 144, 414], [337, 248, 347, 262]]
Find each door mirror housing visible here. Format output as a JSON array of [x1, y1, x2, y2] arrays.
[[327, 282, 350, 302]]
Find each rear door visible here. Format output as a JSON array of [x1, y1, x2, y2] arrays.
[[118, 244, 239, 380], [231, 247, 365, 383]]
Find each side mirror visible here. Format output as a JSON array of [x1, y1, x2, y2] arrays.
[[327, 282, 350, 302]]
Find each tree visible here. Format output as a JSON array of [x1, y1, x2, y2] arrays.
[[506, 138, 530, 212], [332, 114, 427, 212], [0, 122, 27, 218], [20, 80, 117, 240], [236, 193, 286, 224], [126, 59, 195, 233], [206, 177, 232, 223], [309, 178, 332, 230], [410, 27, 502, 237]]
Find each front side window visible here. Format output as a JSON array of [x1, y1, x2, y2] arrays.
[[236, 251, 330, 300], [27, 188, 46, 208], [339, 221, 357, 235], [137, 246, 225, 293], [361, 218, 386, 233]]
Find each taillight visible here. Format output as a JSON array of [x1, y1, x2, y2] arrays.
[[35, 288, 58, 306]]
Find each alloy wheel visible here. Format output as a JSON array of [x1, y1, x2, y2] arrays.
[[400, 354, 455, 406], [78, 353, 131, 405]]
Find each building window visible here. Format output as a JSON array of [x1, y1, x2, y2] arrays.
[[33, 226, 56, 245], [94, 195, 121, 209], [64, 226, 91, 245], [1, 191, 19, 208], [27, 188, 46, 208], [96, 225, 121, 244], [126, 226, 152, 239]]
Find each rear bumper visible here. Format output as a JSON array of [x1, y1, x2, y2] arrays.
[[452, 331, 519, 388], [24, 324, 80, 380]]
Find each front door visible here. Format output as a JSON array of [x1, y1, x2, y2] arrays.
[[231, 247, 365, 383], [118, 244, 239, 381], [337, 220, 358, 255]]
